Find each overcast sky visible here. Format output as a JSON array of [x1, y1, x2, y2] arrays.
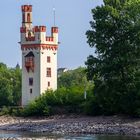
[[0, 0, 103, 69]]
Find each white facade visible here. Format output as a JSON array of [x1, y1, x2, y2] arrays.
[[20, 5, 58, 106]]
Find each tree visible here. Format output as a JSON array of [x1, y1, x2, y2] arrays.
[[0, 63, 21, 107], [85, 0, 140, 115], [58, 67, 93, 91], [22, 67, 95, 116], [10, 67, 22, 106], [0, 63, 13, 106]]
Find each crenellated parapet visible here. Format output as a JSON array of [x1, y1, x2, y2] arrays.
[[20, 26, 58, 47], [34, 26, 46, 32], [46, 37, 54, 41], [20, 5, 58, 51], [22, 5, 32, 12], [51, 27, 58, 33]]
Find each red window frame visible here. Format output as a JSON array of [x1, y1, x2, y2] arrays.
[[47, 56, 51, 63], [47, 68, 51, 77]]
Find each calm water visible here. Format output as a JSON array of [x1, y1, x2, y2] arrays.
[[0, 131, 140, 140]]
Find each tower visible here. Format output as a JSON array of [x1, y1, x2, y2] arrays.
[[20, 5, 58, 106]]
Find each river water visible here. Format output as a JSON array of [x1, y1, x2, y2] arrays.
[[0, 131, 140, 140]]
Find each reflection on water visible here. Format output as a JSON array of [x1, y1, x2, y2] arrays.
[[0, 130, 140, 140]]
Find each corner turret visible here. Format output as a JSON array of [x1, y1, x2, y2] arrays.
[[51, 27, 58, 45]]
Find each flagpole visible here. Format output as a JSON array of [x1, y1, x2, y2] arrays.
[[53, 7, 55, 26]]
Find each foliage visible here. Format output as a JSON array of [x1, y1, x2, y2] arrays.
[[23, 88, 83, 116], [85, 0, 140, 115], [58, 67, 94, 103], [0, 63, 96, 116], [22, 67, 95, 117], [0, 106, 23, 116], [0, 63, 21, 107], [58, 67, 93, 89]]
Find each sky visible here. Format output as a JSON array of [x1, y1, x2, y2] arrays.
[[0, 0, 103, 69]]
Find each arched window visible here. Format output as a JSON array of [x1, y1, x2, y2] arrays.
[[27, 13, 31, 23], [28, 32, 31, 38]]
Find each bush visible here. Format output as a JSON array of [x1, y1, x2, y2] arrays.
[[0, 106, 10, 115], [22, 86, 94, 116], [0, 106, 24, 116]]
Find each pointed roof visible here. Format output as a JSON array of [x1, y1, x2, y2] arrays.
[[25, 51, 34, 57], [16, 63, 20, 69]]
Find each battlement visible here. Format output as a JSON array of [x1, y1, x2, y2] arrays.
[[22, 5, 32, 12], [34, 26, 46, 32], [21, 26, 58, 44], [46, 37, 53, 41], [51, 27, 58, 33], [20, 5, 58, 44]]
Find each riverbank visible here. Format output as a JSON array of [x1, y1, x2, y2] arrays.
[[0, 115, 140, 136]]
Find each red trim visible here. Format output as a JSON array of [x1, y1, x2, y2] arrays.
[[22, 5, 32, 12], [20, 27, 26, 33], [46, 37, 53, 41], [21, 44, 58, 50], [51, 27, 58, 33]]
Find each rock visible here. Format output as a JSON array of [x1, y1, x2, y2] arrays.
[[0, 115, 140, 137]]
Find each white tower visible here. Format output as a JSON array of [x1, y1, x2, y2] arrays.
[[20, 5, 58, 106]]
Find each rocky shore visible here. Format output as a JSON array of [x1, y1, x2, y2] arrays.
[[0, 115, 140, 139]]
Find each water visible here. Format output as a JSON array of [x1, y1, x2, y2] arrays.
[[0, 131, 140, 140]]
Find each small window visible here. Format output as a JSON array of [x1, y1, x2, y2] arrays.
[[29, 78, 33, 86], [30, 88, 32, 94], [27, 13, 31, 22], [47, 56, 51, 63], [48, 82, 50, 87], [46, 68, 51, 77]]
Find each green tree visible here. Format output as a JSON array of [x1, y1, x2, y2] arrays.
[[58, 67, 93, 90], [0, 63, 21, 107], [0, 63, 13, 106], [86, 0, 140, 115], [22, 68, 95, 116], [10, 67, 22, 106]]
